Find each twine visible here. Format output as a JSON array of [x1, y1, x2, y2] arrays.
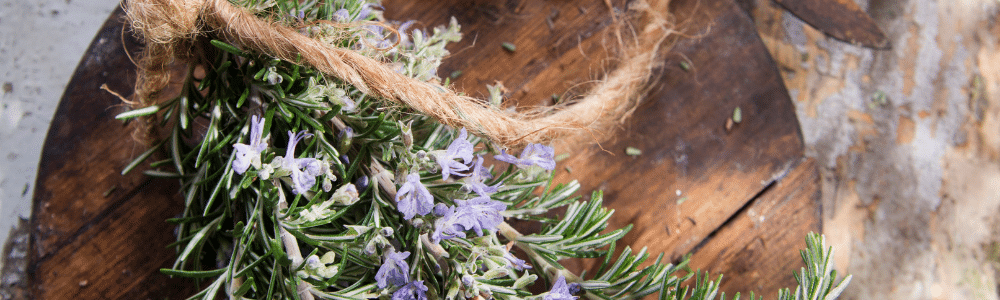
[[124, 0, 675, 148]]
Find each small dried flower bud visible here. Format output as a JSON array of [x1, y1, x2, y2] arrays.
[[305, 255, 322, 269], [330, 183, 359, 205], [364, 241, 378, 256], [568, 282, 582, 294], [512, 274, 537, 289], [355, 175, 369, 191], [332, 8, 350, 22], [322, 178, 333, 192], [338, 127, 354, 153], [399, 120, 414, 149], [339, 155, 350, 166], [320, 251, 336, 264], [259, 163, 273, 180], [265, 66, 283, 85], [403, 133, 413, 149], [416, 150, 426, 159], [317, 265, 338, 278]]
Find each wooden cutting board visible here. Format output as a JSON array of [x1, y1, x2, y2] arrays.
[[28, 0, 820, 298]]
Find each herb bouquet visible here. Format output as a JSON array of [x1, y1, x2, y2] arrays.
[[118, 0, 851, 299]]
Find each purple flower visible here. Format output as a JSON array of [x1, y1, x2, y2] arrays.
[[544, 276, 577, 300], [396, 173, 434, 220], [397, 20, 417, 47], [356, 3, 378, 21], [361, 24, 384, 38], [284, 130, 308, 160], [453, 196, 506, 236], [289, 9, 305, 20], [232, 115, 268, 174], [392, 280, 428, 300], [430, 204, 472, 243], [504, 250, 531, 271], [338, 95, 357, 112], [495, 143, 556, 170], [463, 155, 499, 196], [289, 167, 316, 195], [430, 196, 507, 243], [332, 9, 350, 22], [434, 128, 474, 179], [568, 282, 582, 294], [282, 130, 321, 195], [375, 251, 411, 289], [301, 159, 325, 177], [333, 3, 378, 22]]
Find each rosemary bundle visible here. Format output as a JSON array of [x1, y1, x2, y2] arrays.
[[118, 1, 851, 299]]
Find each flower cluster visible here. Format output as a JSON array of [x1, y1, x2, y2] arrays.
[[228, 115, 345, 197], [162, 2, 653, 299], [430, 196, 507, 243], [376, 250, 428, 300], [154, 2, 851, 299], [393, 128, 556, 245], [210, 5, 582, 296], [226, 116, 562, 295], [296, 184, 359, 223], [298, 252, 340, 280]]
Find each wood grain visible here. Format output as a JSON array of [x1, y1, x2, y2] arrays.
[[555, 0, 804, 265], [29, 0, 822, 298], [688, 158, 821, 299], [28, 6, 195, 299], [384, 0, 624, 108]]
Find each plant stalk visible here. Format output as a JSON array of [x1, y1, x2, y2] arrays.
[[497, 222, 606, 300]]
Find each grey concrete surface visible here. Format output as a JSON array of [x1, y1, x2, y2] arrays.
[[751, 0, 1000, 298], [0, 0, 121, 271]]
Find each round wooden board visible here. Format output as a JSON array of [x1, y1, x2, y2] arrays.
[[29, 0, 820, 298]]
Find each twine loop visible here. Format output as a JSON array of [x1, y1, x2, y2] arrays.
[[125, 0, 675, 148]]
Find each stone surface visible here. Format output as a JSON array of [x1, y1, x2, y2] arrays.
[[0, 0, 119, 262], [749, 0, 1000, 298], [0, 0, 119, 297]]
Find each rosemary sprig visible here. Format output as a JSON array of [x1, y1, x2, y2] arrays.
[[123, 1, 851, 299]]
